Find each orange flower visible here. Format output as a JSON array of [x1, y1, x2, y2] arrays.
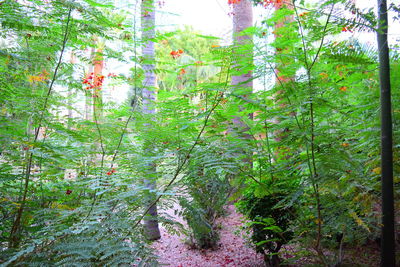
[[319, 72, 328, 80], [179, 68, 186, 75], [341, 143, 349, 147], [170, 50, 178, 58], [211, 44, 220, 48], [106, 168, 116, 175], [341, 26, 353, 33], [170, 50, 184, 59], [339, 86, 347, 92], [261, 0, 281, 7], [28, 69, 50, 84], [228, 0, 241, 4]]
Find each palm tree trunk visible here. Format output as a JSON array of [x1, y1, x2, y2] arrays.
[[231, 0, 253, 165], [140, 0, 161, 241]]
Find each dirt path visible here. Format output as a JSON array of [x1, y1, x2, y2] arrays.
[[152, 205, 265, 267]]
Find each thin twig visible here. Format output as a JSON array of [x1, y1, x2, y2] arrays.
[[9, 7, 72, 248]]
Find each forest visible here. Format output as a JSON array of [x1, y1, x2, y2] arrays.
[[0, 0, 399, 266]]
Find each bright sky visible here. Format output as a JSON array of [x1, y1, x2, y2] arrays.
[[157, 0, 399, 46], [157, 0, 234, 43], [157, 0, 275, 44], [104, 0, 399, 104]]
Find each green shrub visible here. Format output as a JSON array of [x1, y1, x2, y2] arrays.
[[178, 142, 234, 249], [236, 181, 296, 267]]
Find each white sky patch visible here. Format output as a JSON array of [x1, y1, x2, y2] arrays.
[[157, 0, 232, 42], [105, 0, 400, 103]]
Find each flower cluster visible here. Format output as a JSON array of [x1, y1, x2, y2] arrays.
[[341, 26, 353, 33], [27, 69, 50, 84], [82, 72, 105, 90], [299, 12, 309, 17], [170, 49, 184, 59], [260, 0, 283, 7], [178, 68, 186, 80], [82, 73, 117, 90], [106, 168, 116, 176]]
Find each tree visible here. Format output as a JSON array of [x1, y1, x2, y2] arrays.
[[140, 0, 161, 241], [376, 0, 395, 265], [230, 0, 254, 165]]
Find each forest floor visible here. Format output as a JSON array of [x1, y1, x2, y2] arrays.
[[152, 204, 383, 267], [152, 204, 265, 266]]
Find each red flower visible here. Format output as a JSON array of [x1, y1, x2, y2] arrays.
[[170, 50, 178, 59], [66, 189, 72, 195], [170, 50, 184, 59], [107, 168, 116, 175], [341, 26, 353, 33]]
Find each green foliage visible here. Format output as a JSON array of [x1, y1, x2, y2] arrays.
[[0, 0, 159, 264], [0, 0, 399, 266], [236, 179, 297, 266], [155, 26, 221, 91], [243, 1, 399, 265], [178, 140, 234, 249]]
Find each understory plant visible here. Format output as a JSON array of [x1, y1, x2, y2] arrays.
[[236, 179, 297, 267], [178, 141, 234, 249]]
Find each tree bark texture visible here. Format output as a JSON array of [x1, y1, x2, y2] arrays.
[[377, 0, 396, 266], [231, 0, 254, 164], [140, 0, 161, 241]]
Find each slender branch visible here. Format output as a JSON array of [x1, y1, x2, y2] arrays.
[[308, 8, 334, 71], [9, 8, 72, 248], [111, 114, 134, 167], [294, 2, 335, 265], [127, 66, 231, 235]]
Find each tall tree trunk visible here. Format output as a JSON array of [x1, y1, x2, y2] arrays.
[[93, 47, 104, 119], [67, 51, 76, 126], [376, 0, 395, 265], [232, 0, 253, 104], [85, 47, 95, 121], [231, 0, 253, 164], [273, 0, 293, 143], [140, 0, 161, 241]]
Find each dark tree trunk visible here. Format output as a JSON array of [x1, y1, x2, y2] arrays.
[[377, 0, 396, 266]]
